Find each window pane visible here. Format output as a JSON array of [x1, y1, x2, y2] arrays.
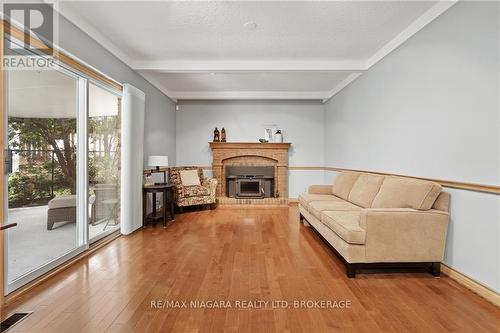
[[88, 83, 121, 241], [7, 68, 79, 283]]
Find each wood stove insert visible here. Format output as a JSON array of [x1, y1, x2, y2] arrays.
[[226, 166, 274, 199]]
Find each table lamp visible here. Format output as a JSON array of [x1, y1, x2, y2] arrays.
[[148, 155, 169, 184]]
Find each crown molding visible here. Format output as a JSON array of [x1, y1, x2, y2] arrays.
[[57, 5, 179, 102], [322, 72, 363, 103], [365, 1, 458, 69], [136, 71, 178, 103], [56, 4, 133, 67], [57, 1, 458, 102], [324, 0, 457, 101]]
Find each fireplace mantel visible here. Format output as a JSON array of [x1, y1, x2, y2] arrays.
[[209, 141, 291, 200], [209, 142, 291, 150]]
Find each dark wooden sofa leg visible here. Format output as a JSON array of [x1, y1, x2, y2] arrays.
[[346, 263, 357, 278], [210, 202, 217, 210], [431, 262, 441, 277], [299, 213, 305, 223]]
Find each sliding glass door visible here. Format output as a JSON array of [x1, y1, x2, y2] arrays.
[[3, 50, 122, 294], [88, 83, 121, 242], [5, 65, 87, 292]]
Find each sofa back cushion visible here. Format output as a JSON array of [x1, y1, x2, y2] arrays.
[[371, 176, 442, 210], [170, 166, 204, 186], [348, 173, 384, 208], [332, 171, 361, 200]]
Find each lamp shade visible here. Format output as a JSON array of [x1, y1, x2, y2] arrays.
[[148, 155, 169, 167]]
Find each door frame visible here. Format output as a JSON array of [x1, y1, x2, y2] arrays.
[[0, 19, 123, 300], [0, 18, 5, 305], [2, 59, 89, 295]]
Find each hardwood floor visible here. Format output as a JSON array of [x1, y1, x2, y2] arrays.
[[2, 206, 499, 332]]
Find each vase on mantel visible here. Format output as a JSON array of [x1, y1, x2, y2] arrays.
[[275, 130, 283, 143]]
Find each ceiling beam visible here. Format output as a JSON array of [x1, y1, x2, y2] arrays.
[[57, 0, 458, 102], [132, 60, 367, 72], [170, 91, 329, 101]]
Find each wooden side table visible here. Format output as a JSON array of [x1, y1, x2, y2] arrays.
[[143, 183, 175, 227]]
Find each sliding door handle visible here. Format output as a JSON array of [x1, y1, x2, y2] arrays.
[[0, 223, 17, 231], [4, 149, 13, 174]]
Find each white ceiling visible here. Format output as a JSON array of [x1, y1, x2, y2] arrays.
[[58, 1, 456, 102]]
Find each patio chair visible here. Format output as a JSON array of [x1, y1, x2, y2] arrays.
[[47, 195, 77, 230], [90, 184, 119, 226], [47, 184, 118, 230]]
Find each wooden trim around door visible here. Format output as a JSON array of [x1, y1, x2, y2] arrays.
[[1, 20, 123, 92]]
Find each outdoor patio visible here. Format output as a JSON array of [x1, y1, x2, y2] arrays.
[[7, 205, 118, 282]]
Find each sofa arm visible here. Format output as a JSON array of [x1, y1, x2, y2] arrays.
[[202, 177, 218, 197], [308, 185, 333, 195], [359, 208, 449, 263]]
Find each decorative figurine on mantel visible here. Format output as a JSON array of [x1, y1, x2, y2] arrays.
[[221, 127, 226, 142], [213, 127, 220, 142]]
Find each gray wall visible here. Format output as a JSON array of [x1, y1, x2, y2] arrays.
[[57, 15, 176, 166], [175, 100, 325, 198], [324, 1, 499, 291], [57, 2, 499, 292]]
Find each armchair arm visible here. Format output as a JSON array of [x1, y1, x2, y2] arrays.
[[202, 177, 218, 197], [308, 185, 333, 195], [173, 184, 184, 201], [359, 208, 449, 263]]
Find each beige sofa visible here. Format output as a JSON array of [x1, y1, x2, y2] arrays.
[[299, 171, 450, 278]]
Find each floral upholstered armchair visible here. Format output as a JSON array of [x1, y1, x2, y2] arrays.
[[169, 166, 218, 211]]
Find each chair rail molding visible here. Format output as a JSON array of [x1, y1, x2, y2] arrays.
[[322, 167, 500, 195], [155, 165, 500, 195]]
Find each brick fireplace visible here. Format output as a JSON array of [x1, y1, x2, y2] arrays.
[[209, 142, 291, 204]]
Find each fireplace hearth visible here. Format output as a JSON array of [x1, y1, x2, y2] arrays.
[[226, 166, 274, 199]]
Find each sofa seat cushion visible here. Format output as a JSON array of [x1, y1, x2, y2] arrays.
[[182, 185, 210, 198], [48, 195, 77, 209], [348, 173, 385, 208], [332, 171, 361, 200], [308, 200, 362, 220], [298, 193, 340, 208], [321, 211, 366, 245], [371, 176, 442, 210]]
